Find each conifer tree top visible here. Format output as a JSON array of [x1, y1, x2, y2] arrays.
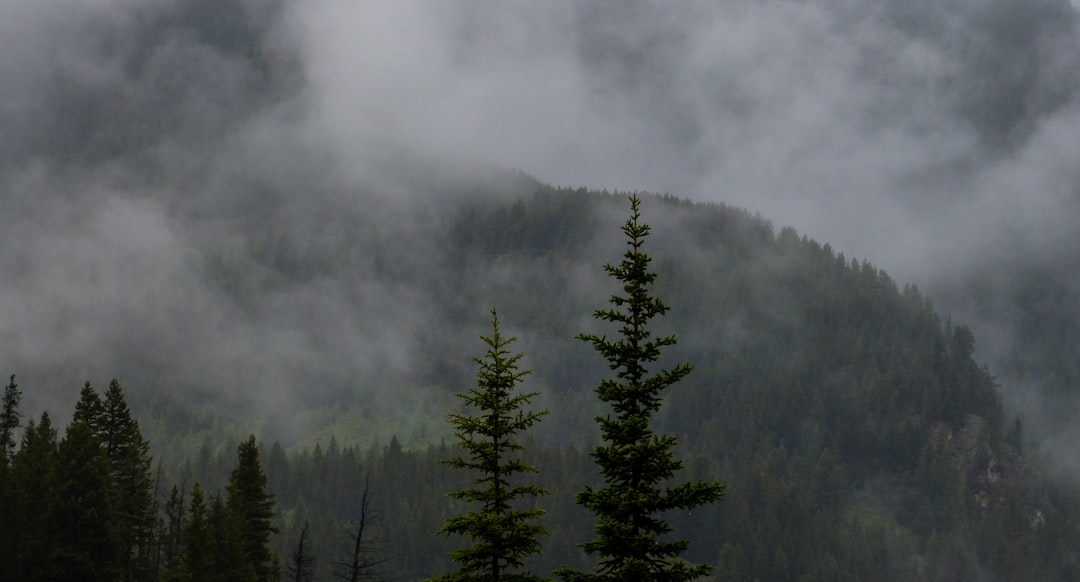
[[430, 309, 550, 582], [558, 194, 724, 582]]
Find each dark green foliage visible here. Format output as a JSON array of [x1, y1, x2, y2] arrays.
[[0, 374, 21, 463], [102, 379, 158, 581], [227, 434, 280, 582], [157, 483, 212, 582], [431, 310, 550, 582], [48, 419, 118, 581], [210, 493, 259, 582], [160, 484, 187, 575], [9, 413, 58, 581], [557, 195, 724, 582], [164, 482, 265, 582], [74, 381, 106, 434], [181, 483, 213, 579], [0, 374, 21, 568], [42, 380, 159, 581]]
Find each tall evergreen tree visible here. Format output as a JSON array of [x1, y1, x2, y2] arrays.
[[9, 413, 58, 581], [227, 434, 279, 582], [159, 483, 206, 582], [0, 374, 21, 567], [101, 379, 157, 581], [0, 374, 21, 463], [210, 493, 259, 582], [557, 195, 725, 582], [182, 483, 213, 579], [48, 418, 118, 581], [73, 381, 105, 434], [430, 310, 550, 582]]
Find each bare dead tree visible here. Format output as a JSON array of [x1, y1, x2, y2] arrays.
[[286, 521, 316, 582], [333, 473, 386, 582]]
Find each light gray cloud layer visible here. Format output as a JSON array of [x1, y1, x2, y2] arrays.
[[2, 0, 1079, 441], [287, 0, 1080, 280]]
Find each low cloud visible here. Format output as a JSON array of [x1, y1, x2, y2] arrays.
[[3, 0, 1080, 446]]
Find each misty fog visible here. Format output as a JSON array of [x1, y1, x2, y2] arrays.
[[3, 0, 1080, 451]]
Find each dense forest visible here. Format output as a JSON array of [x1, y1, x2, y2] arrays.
[[4, 189, 1080, 580]]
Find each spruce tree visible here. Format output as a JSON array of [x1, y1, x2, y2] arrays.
[[0, 374, 21, 463], [556, 195, 725, 582], [64, 380, 157, 580], [0, 374, 21, 567], [73, 381, 105, 434], [226, 434, 279, 582], [183, 483, 213, 579], [210, 493, 259, 582], [48, 418, 118, 581], [101, 379, 156, 581], [10, 413, 58, 581], [430, 310, 550, 582]]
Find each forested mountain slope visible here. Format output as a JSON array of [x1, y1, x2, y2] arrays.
[[9, 186, 1080, 580]]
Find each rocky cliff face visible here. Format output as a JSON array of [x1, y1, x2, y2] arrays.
[[933, 414, 1046, 528]]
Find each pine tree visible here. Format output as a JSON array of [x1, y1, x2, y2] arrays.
[[429, 310, 550, 582], [556, 194, 725, 582], [226, 434, 279, 582]]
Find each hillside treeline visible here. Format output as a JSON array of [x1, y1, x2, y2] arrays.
[[5, 190, 1080, 580]]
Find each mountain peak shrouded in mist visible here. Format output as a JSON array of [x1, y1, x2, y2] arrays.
[[2, 0, 1080, 472], [5, 0, 1080, 264]]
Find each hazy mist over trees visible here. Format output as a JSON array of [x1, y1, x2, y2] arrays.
[[4, 1, 1080, 577]]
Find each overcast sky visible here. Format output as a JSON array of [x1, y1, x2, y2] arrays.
[[2, 0, 1080, 439], [287, 0, 1080, 283], [3, 0, 1077, 278]]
